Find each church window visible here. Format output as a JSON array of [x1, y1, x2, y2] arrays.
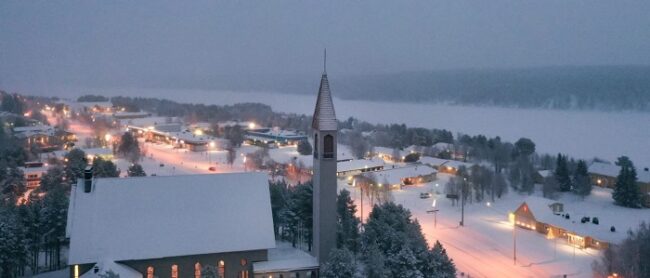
[[218, 260, 226, 278], [323, 134, 334, 158], [146, 266, 154, 278], [195, 263, 201, 278], [171, 265, 178, 278]]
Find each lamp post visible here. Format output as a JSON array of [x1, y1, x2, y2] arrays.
[[209, 141, 215, 165]]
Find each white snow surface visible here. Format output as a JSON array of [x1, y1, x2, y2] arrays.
[[67, 172, 275, 264], [252, 242, 318, 273]]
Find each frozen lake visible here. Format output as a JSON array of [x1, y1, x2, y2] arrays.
[[39, 87, 650, 167]]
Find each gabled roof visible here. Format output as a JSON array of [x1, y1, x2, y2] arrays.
[[67, 172, 275, 264], [312, 73, 337, 131], [589, 161, 650, 183]]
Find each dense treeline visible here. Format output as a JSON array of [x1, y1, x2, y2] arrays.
[[332, 66, 650, 111], [94, 66, 650, 111]]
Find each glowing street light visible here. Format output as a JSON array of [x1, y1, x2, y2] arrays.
[[248, 122, 256, 129], [104, 134, 112, 142]]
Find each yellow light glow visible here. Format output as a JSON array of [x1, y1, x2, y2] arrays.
[[74, 265, 79, 278], [209, 141, 216, 148], [249, 122, 256, 129], [194, 129, 204, 136], [104, 134, 112, 142]]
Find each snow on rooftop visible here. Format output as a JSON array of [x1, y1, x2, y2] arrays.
[[67, 172, 275, 264], [419, 156, 472, 169], [337, 158, 385, 173], [589, 161, 650, 183], [362, 164, 436, 185], [252, 242, 318, 273], [520, 191, 650, 244]]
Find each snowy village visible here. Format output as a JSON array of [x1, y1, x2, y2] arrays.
[[2, 2, 650, 278]]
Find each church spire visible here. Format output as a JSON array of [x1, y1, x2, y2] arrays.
[[312, 50, 337, 131]]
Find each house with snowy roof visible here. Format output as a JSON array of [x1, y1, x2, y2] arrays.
[[419, 156, 473, 175], [512, 195, 650, 251], [358, 164, 437, 189], [337, 158, 385, 177], [66, 171, 318, 278], [589, 161, 650, 206]]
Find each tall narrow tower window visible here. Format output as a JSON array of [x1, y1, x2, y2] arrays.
[[323, 135, 334, 159], [171, 265, 178, 278]]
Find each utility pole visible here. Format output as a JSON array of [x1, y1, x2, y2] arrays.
[[460, 177, 467, 226], [513, 215, 517, 265]]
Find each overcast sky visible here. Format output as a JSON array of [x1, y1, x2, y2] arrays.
[[1, 1, 650, 88]]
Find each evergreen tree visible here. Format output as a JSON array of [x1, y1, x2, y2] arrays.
[[39, 166, 67, 192], [554, 153, 571, 192], [320, 248, 356, 278], [363, 243, 390, 278], [1, 165, 26, 201], [64, 148, 88, 183], [0, 206, 28, 277], [429, 241, 456, 278], [41, 186, 68, 269], [361, 203, 456, 277], [612, 156, 642, 208], [385, 246, 423, 278], [572, 160, 591, 198], [336, 189, 360, 253], [92, 157, 120, 178], [297, 140, 313, 156], [117, 132, 141, 163], [127, 164, 146, 177], [269, 181, 288, 237]]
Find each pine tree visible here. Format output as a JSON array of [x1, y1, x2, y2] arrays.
[[429, 241, 456, 278], [117, 132, 141, 163], [320, 248, 356, 278], [385, 246, 423, 278], [363, 243, 389, 278], [127, 164, 146, 177], [64, 148, 87, 182], [40, 166, 67, 192], [0, 206, 28, 277], [612, 156, 642, 208], [336, 189, 360, 253], [554, 154, 571, 192], [297, 140, 313, 156], [572, 160, 591, 198], [92, 157, 120, 178]]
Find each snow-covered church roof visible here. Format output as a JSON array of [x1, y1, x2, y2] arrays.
[[67, 172, 276, 265]]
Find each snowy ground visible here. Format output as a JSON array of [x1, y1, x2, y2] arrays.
[[339, 174, 649, 278]]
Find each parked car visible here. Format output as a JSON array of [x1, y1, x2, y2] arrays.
[[420, 192, 432, 199], [208, 166, 217, 171]]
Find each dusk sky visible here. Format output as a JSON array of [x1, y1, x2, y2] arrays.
[[2, 1, 650, 87]]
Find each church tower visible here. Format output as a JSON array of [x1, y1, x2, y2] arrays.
[[312, 50, 338, 263]]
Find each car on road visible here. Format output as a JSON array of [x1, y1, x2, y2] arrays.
[[208, 166, 217, 171], [420, 192, 432, 199]]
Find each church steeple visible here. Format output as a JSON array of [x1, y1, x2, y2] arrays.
[[312, 49, 337, 131], [312, 50, 338, 264]]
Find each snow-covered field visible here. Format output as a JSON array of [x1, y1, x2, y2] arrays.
[[39, 87, 650, 167], [339, 174, 650, 278]]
